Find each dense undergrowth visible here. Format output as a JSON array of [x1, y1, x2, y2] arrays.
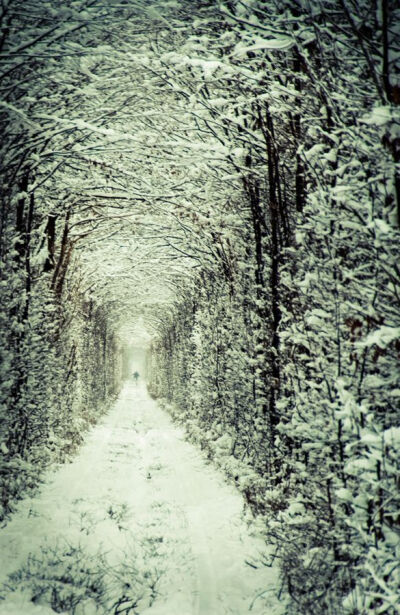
[[146, 2, 400, 613], [1, 1, 399, 613], [0, 257, 123, 519]]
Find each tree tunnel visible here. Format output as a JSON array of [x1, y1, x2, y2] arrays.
[[1, 1, 399, 614]]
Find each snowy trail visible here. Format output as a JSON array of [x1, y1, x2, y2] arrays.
[[0, 383, 284, 615]]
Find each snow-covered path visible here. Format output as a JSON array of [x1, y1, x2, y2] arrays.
[[0, 383, 284, 615]]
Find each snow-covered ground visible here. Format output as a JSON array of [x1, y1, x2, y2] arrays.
[[0, 383, 285, 615]]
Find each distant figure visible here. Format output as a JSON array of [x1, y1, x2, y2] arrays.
[[133, 371, 139, 384]]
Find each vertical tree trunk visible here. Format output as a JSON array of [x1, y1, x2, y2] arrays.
[[265, 111, 282, 439], [44, 214, 57, 272]]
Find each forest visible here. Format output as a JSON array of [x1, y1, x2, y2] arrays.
[[0, 1, 399, 614]]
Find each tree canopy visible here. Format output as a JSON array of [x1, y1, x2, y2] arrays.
[[1, 1, 399, 614]]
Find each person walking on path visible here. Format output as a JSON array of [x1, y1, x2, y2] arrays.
[[133, 371, 139, 384]]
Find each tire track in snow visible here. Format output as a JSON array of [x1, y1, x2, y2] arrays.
[[146, 425, 220, 614], [131, 386, 283, 615]]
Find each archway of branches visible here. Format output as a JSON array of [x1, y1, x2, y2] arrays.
[[1, 2, 400, 614], [1, 1, 224, 348]]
